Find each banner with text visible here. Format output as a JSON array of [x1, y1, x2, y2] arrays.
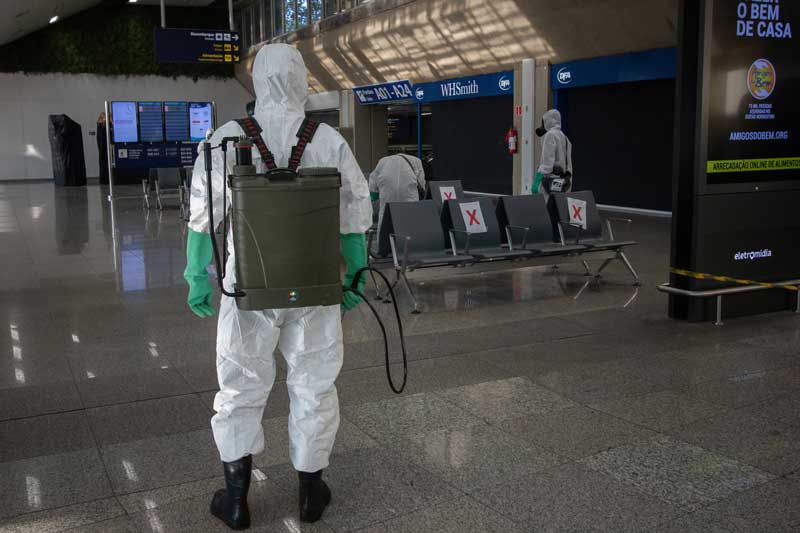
[[705, 0, 799, 184]]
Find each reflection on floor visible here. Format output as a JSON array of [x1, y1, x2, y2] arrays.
[[1, 182, 799, 532]]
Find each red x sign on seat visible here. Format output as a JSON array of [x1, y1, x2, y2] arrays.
[[466, 209, 480, 225], [571, 205, 583, 221]]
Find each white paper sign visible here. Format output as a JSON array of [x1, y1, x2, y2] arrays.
[[460, 201, 487, 234], [567, 197, 587, 229], [439, 186, 456, 202]]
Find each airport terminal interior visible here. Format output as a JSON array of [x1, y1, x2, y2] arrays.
[[1, 0, 800, 532]]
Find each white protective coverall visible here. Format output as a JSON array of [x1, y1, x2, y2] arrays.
[[188, 44, 372, 469], [537, 109, 573, 196], [368, 154, 425, 230]]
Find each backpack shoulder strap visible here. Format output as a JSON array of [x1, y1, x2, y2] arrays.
[[288, 119, 321, 172], [234, 117, 277, 170], [396, 154, 418, 175]]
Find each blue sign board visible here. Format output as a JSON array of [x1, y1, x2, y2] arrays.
[[551, 47, 676, 90], [154, 28, 241, 64], [413, 71, 513, 103], [114, 143, 198, 170], [353, 80, 414, 104]]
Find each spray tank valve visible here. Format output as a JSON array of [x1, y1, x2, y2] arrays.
[[235, 138, 254, 167]]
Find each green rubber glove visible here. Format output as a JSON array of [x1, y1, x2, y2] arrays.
[[184, 229, 215, 318], [370, 191, 379, 201], [532, 172, 544, 194], [340, 233, 367, 311]]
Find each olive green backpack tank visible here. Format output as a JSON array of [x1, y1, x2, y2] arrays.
[[229, 165, 342, 310], [211, 117, 342, 311]]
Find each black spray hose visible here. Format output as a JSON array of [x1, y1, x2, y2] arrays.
[[344, 266, 408, 394], [203, 141, 245, 298]]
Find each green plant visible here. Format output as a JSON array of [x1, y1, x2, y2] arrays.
[[0, 5, 235, 79]]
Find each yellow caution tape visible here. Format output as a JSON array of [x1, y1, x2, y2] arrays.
[[670, 268, 799, 291]]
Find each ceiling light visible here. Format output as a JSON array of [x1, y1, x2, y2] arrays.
[[128, 0, 138, 3], [49, 15, 59, 24]]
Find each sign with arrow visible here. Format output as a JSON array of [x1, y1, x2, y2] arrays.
[[154, 28, 241, 64]]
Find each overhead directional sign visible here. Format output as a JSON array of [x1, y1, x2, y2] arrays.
[[154, 28, 241, 64], [353, 80, 413, 105]]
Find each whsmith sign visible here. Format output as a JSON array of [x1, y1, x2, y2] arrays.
[[413, 71, 513, 103], [353, 72, 513, 105]]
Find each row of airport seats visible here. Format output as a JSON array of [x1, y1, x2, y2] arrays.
[[368, 182, 639, 313]]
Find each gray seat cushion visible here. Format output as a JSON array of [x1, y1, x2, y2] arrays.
[[527, 243, 587, 255], [577, 238, 637, 250], [408, 251, 473, 268], [467, 247, 533, 260]]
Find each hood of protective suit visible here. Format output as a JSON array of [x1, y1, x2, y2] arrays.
[[252, 44, 308, 116], [543, 109, 562, 131]]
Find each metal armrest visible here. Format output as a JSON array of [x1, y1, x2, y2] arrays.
[[557, 221, 584, 245], [605, 217, 632, 241], [389, 233, 412, 271], [448, 228, 472, 255], [505, 225, 530, 251]]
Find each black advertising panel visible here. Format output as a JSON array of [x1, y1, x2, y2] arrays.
[[670, 0, 800, 322], [111, 101, 138, 143], [695, 191, 800, 282], [164, 101, 189, 142], [138, 101, 164, 143], [705, 0, 799, 185], [154, 28, 241, 64]]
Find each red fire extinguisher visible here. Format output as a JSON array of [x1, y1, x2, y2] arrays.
[[505, 127, 518, 155]]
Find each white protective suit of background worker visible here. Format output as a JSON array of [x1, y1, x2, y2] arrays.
[[368, 153, 425, 230], [186, 43, 372, 528], [534, 109, 573, 198]]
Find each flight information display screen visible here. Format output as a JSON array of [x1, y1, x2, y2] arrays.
[[164, 101, 189, 142], [111, 101, 138, 143], [138, 101, 164, 143], [190, 102, 213, 141]]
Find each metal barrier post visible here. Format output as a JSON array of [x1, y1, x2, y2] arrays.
[[715, 295, 724, 326]]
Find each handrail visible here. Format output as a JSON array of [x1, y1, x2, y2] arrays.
[[657, 279, 800, 326]]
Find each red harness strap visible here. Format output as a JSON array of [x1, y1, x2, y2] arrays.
[[288, 119, 320, 172], [234, 117, 277, 170]]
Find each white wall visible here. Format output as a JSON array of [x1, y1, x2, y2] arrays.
[[0, 73, 253, 180]]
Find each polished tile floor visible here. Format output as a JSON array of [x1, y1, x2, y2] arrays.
[[1, 182, 799, 532]]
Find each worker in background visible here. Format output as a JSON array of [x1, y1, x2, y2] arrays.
[[96, 112, 108, 184], [533, 109, 573, 199], [183, 44, 371, 530], [368, 153, 426, 230]]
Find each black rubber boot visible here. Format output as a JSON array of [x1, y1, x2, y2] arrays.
[[298, 470, 331, 523], [210, 455, 252, 530]]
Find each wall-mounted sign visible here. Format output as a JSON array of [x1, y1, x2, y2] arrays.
[[413, 71, 513, 103], [353, 80, 413, 104], [705, 0, 799, 185], [550, 48, 676, 90], [154, 28, 241, 64]]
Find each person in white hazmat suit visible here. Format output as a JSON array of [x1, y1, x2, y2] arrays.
[[183, 44, 372, 530], [368, 153, 425, 230], [533, 109, 573, 199]]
